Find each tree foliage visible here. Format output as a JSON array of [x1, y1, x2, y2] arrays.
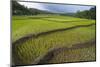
[[12, 1, 96, 20], [75, 7, 96, 20], [12, 1, 54, 15], [12, 1, 33, 15]]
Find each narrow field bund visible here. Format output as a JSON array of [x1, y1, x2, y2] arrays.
[[41, 18, 92, 23], [12, 16, 96, 65], [37, 40, 95, 64], [12, 24, 95, 65], [12, 16, 95, 42], [13, 23, 95, 45], [14, 39, 96, 66]]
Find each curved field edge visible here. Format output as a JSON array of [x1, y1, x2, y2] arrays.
[[43, 45, 95, 64], [13, 23, 95, 45], [14, 39, 96, 66], [37, 40, 96, 64], [12, 16, 95, 42], [12, 25, 95, 65]]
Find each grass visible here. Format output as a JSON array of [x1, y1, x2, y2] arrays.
[[12, 15, 96, 65], [12, 15, 95, 42]]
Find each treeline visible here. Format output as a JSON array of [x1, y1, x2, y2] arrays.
[[12, 1, 96, 20], [12, 1, 33, 15], [75, 7, 96, 20], [60, 7, 96, 20], [12, 1, 54, 15]]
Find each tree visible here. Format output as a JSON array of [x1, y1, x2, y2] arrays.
[[12, 1, 33, 15], [75, 7, 96, 20]]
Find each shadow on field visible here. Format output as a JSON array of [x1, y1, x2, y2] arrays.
[[13, 39, 96, 66], [37, 39, 96, 64]]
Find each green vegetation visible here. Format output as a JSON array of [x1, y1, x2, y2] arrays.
[[12, 1, 54, 15], [47, 45, 96, 64], [12, 15, 95, 42], [12, 15, 96, 65], [12, 1, 96, 66], [75, 7, 96, 19], [12, 1, 96, 20]]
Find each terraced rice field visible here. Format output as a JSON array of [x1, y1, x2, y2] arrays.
[[12, 15, 96, 65]]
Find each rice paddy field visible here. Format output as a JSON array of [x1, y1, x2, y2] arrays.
[[12, 15, 96, 65]]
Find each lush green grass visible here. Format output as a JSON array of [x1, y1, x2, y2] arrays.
[[12, 15, 96, 65], [12, 15, 95, 42], [13, 26, 95, 64]]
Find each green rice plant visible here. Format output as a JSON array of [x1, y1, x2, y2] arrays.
[[12, 15, 95, 42], [47, 45, 96, 64], [13, 24, 96, 65]]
